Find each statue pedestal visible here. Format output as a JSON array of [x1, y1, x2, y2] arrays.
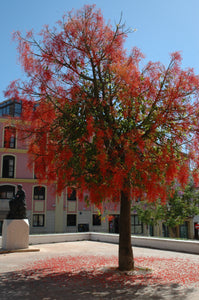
[[2, 219, 29, 250]]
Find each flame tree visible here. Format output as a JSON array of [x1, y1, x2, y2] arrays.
[[6, 5, 199, 270]]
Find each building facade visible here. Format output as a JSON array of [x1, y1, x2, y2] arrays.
[[0, 99, 150, 236], [0, 99, 197, 239]]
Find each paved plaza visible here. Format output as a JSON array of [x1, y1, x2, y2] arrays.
[[0, 241, 199, 299]]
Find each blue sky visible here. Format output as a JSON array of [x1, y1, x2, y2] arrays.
[[1, 0, 199, 100]]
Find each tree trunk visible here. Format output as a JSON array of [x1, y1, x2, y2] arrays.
[[118, 189, 134, 271]]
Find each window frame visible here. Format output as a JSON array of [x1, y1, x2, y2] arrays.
[[4, 126, 16, 149], [67, 214, 77, 226], [92, 214, 101, 226], [2, 155, 15, 178], [33, 186, 46, 200], [33, 214, 45, 227], [67, 188, 77, 201], [0, 185, 15, 199], [131, 215, 143, 235], [0, 100, 22, 117]]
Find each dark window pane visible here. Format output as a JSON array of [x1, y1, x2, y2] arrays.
[[67, 214, 76, 226], [2, 156, 15, 178], [33, 214, 45, 227], [15, 102, 22, 117], [93, 214, 101, 226], [0, 185, 15, 199], [67, 188, 76, 201], [34, 186, 45, 200], [0, 100, 22, 117], [4, 127, 16, 148], [131, 215, 143, 234]]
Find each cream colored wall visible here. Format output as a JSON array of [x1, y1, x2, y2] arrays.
[[55, 193, 65, 233]]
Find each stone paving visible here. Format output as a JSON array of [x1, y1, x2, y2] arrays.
[[0, 241, 199, 299]]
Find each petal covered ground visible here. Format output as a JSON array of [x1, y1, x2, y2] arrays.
[[1, 242, 199, 299], [15, 255, 199, 288]]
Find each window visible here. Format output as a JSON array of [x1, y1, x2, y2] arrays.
[[34, 159, 46, 179], [0, 185, 15, 199], [33, 214, 45, 227], [0, 100, 22, 117], [33, 186, 45, 200], [67, 214, 76, 226], [67, 188, 76, 201], [109, 215, 119, 234], [34, 163, 37, 179], [78, 224, 89, 232], [131, 215, 143, 234], [2, 156, 15, 178], [4, 127, 16, 148], [0, 221, 3, 235], [93, 214, 101, 226], [162, 223, 169, 237], [180, 221, 188, 239]]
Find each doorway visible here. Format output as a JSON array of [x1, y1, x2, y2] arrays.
[[109, 215, 119, 233], [179, 221, 188, 239], [194, 223, 199, 240]]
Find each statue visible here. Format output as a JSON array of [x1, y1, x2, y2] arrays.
[[7, 184, 27, 219]]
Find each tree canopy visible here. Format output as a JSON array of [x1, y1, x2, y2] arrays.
[[5, 5, 199, 270], [134, 181, 199, 229]]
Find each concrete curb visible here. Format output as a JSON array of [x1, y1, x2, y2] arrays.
[[0, 232, 199, 254], [0, 247, 40, 254]]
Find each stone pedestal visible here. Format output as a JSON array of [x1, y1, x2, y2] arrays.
[[2, 219, 29, 250]]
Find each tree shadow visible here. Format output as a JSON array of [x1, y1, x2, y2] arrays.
[[0, 265, 197, 300]]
